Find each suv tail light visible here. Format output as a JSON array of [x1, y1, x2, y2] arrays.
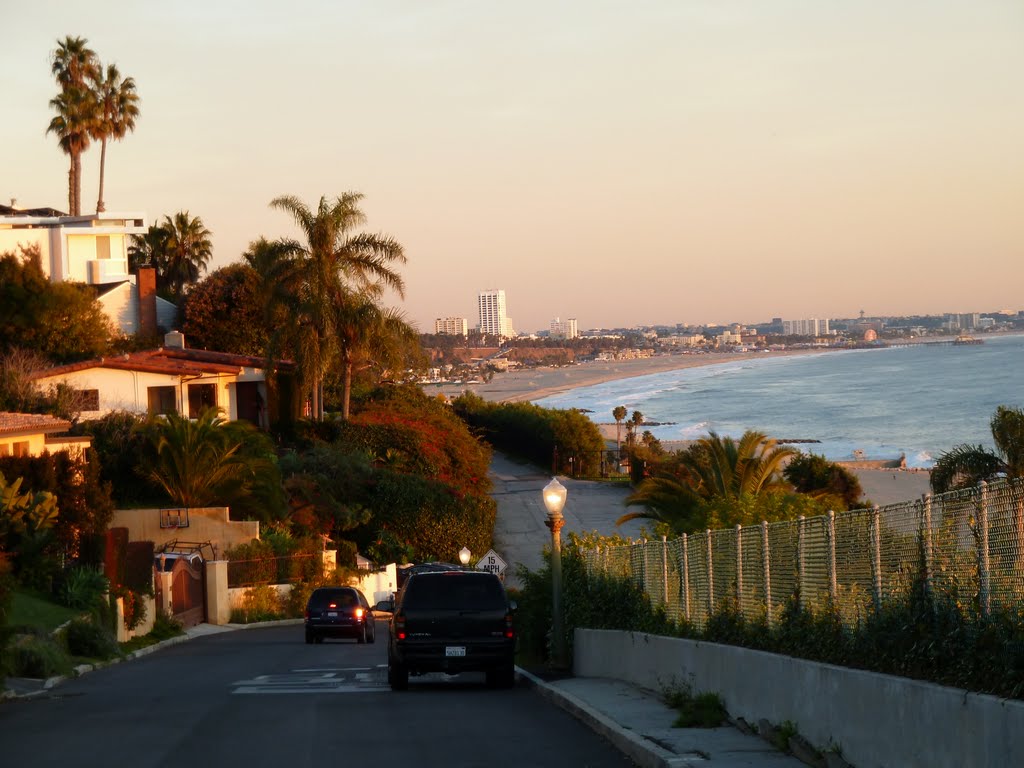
[[354, 607, 364, 619], [395, 612, 406, 640], [504, 611, 515, 639]]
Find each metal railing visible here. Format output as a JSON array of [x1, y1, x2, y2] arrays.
[[581, 477, 1024, 629]]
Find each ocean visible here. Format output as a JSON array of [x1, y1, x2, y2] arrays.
[[533, 333, 1024, 469]]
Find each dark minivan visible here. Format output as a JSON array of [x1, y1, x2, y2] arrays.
[[304, 586, 376, 644], [387, 568, 516, 690]]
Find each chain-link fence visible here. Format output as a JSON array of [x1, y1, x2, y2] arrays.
[[580, 477, 1024, 629]]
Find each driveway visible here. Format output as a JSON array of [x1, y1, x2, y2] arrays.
[[488, 452, 646, 589]]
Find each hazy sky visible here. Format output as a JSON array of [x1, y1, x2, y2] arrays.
[[4, 1, 1023, 333]]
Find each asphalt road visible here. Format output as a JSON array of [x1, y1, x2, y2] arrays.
[[0, 625, 634, 768]]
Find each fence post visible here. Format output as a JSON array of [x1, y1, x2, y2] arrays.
[[706, 529, 714, 615], [797, 516, 806, 609], [681, 532, 691, 622], [827, 510, 838, 605], [661, 535, 669, 608], [978, 481, 991, 617], [761, 520, 772, 625], [920, 494, 934, 606], [640, 539, 649, 592], [871, 505, 883, 612], [735, 524, 743, 608]]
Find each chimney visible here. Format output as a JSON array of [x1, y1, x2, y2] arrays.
[[164, 331, 185, 349], [137, 266, 158, 337]]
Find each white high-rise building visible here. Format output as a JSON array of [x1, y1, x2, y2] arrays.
[[782, 318, 830, 336], [550, 317, 579, 340], [477, 289, 514, 338], [434, 317, 468, 336]]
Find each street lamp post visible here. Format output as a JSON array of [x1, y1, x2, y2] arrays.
[[542, 476, 568, 670], [458, 547, 471, 566]]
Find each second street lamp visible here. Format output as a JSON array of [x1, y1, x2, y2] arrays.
[[542, 476, 568, 670]]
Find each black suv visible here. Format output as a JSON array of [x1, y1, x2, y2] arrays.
[[304, 586, 375, 644], [387, 567, 516, 690]]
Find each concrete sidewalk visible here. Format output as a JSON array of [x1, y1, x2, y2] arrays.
[[519, 670, 810, 768]]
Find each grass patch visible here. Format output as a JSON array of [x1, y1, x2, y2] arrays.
[[663, 682, 728, 728], [9, 589, 81, 633]]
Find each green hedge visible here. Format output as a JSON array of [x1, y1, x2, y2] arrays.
[[451, 391, 605, 475]]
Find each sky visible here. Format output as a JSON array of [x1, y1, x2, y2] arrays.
[[3, 1, 1023, 333]]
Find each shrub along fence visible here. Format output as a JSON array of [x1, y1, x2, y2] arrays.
[[583, 477, 1024, 631]]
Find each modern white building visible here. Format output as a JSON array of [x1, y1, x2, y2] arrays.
[[477, 289, 514, 338], [0, 206, 176, 335], [549, 317, 579, 340], [782, 318, 830, 336], [434, 317, 469, 336]]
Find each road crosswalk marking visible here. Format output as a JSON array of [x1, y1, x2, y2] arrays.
[[232, 665, 389, 694]]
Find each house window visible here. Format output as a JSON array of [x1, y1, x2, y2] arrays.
[[188, 383, 217, 418], [76, 389, 100, 411], [0, 443, 9, 457], [147, 386, 177, 415], [96, 235, 111, 260], [12, 441, 30, 457]]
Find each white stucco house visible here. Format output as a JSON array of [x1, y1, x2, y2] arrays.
[[0, 205, 175, 335], [0, 412, 91, 459], [30, 332, 293, 429]]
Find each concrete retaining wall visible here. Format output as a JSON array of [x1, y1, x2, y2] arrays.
[[574, 628, 1024, 768]]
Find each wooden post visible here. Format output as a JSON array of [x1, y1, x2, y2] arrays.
[[735, 524, 743, 607], [827, 511, 838, 605], [797, 516, 806, 609], [978, 481, 991, 617], [661, 535, 669, 608], [681, 532, 691, 622], [706, 529, 714, 615], [762, 521, 772, 625], [920, 494, 933, 605], [871, 506, 883, 612]]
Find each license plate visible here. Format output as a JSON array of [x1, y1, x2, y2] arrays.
[[327, 611, 338, 617], [445, 646, 466, 657]]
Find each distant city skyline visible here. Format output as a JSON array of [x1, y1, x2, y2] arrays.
[[4, 2, 1023, 331]]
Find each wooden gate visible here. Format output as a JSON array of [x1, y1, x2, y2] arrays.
[[158, 556, 206, 628]]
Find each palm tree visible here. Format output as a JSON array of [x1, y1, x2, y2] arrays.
[[931, 406, 1024, 493], [269, 193, 407, 419], [49, 36, 100, 216], [625, 410, 644, 448], [612, 405, 627, 453], [931, 406, 1024, 579], [161, 211, 213, 299], [138, 408, 281, 512], [242, 237, 302, 361], [332, 291, 421, 419], [128, 224, 169, 273], [89, 63, 139, 213], [619, 430, 796, 532]]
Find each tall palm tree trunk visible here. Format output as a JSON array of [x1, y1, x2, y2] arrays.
[[73, 151, 81, 215], [96, 137, 108, 212], [66, 162, 75, 217], [341, 360, 354, 421]]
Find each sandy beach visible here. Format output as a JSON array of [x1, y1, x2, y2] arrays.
[[424, 350, 933, 508], [425, 349, 820, 404]]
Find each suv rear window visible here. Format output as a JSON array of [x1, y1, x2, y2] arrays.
[[308, 589, 358, 610], [403, 572, 506, 611]]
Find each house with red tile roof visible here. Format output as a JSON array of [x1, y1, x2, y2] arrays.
[[0, 411, 91, 458], [30, 332, 294, 428]]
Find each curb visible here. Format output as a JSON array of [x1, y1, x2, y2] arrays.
[[2, 618, 304, 700], [516, 668, 683, 768]]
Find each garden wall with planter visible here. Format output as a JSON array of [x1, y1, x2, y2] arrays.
[[574, 628, 1023, 768]]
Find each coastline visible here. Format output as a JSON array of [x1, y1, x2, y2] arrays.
[[423, 348, 932, 507], [425, 349, 825, 404]]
